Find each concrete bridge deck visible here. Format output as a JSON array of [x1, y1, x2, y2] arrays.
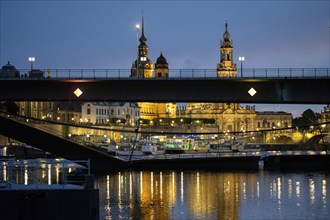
[[0, 77, 330, 103]]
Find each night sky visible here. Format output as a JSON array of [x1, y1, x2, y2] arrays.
[[1, 0, 329, 117]]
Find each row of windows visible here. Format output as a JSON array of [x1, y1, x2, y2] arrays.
[[96, 108, 109, 115], [86, 108, 139, 117], [96, 118, 108, 124], [257, 121, 289, 128]]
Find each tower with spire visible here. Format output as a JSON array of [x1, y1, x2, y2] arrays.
[[130, 14, 154, 78], [217, 22, 237, 77], [129, 13, 175, 120]]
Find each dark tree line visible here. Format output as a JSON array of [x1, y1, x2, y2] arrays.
[[0, 101, 19, 114], [292, 109, 320, 128]]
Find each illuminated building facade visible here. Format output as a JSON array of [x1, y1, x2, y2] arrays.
[[17, 101, 55, 120], [183, 103, 256, 132], [81, 102, 140, 126], [256, 111, 292, 130], [54, 101, 82, 123], [318, 104, 330, 129]]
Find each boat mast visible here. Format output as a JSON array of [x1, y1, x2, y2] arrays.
[[129, 120, 140, 163]]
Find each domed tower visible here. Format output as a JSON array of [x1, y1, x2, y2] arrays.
[[130, 15, 154, 78], [217, 22, 237, 77], [0, 61, 20, 78], [154, 52, 168, 78]]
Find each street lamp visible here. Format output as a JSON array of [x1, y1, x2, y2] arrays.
[[239, 56, 245, 77], [28, 56, 35, 70], [135, 24, 140, 77]]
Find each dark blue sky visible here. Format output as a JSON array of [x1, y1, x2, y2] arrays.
[[1, 0, 329, 117]]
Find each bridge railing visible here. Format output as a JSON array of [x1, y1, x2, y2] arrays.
[[2, 68, 329, 79], [241, 68, 330, 78]]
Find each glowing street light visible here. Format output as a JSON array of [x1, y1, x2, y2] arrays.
[[28, 56, 35, 70], [239, 56, 245, 77]]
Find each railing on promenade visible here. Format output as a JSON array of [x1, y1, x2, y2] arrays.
[[2, 68, 330, 79]]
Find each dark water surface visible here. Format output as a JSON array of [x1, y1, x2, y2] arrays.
[[95, 170, 330, 220]]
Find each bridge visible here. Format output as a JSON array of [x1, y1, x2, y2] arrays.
[[264, 129, 329, 145], [0, 68, 330, 103], [1, 67, 330, 173]]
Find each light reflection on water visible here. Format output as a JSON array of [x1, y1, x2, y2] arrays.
[[0, 159, 83, 185], [95, 171, 330, 220]]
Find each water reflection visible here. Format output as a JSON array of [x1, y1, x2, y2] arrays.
[[0, 159, 83, 185], [95, 171, 330, 220]]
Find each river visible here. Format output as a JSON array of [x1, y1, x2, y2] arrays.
[[1, 159, 329, 219], [95, 170, 329, 220]]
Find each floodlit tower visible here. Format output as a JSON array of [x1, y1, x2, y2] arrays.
[[130, 14, 154, 78], [217, 22, 237, 77]]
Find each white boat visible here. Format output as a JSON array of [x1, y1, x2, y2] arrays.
[[100, 144, 117, 154], [207, 143, 232, 152], [164, 142, 186, 154], [115, 150, 143, 156], [141, 143, 165, 155], [231, 140, 246, 152], [207, 140, 246, 152]]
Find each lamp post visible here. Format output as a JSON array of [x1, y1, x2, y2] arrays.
[[135, 24, 140, 77], [239, 56, 245, 77], [28, 56, 35, 70]]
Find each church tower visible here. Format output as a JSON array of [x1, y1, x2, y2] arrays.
[[130, 15, 154, 78], [129, 14, 175, 121], [154, 52, 169, 78], [217, 22, 237, 77], [184, 22, 256, 133]]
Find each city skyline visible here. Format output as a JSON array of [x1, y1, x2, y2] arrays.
[[0, 0, 329, 117]]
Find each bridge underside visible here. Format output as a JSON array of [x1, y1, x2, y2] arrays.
[[0, 78, 330, 103], [0, 115, 128, 174]]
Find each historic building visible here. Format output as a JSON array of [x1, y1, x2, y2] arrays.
[[318, 104, 330, 129], [1, 21, 293, 135], [183, 23, 256, 132], [17, 102, 55, 120], [182, 22, 292, 133], [54, 101, 82, 123], [255, 111, 292, 130], [182, 103, 256, 132], [130, 15, 153, 78], [81, 102, 140, 126], [130, 15, 176, 120], [154, 52, 169, 78], [217, 22, 237, 78], [0, 61, 20, 78]]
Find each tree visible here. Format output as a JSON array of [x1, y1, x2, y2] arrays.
[[292, 109, 320, 128], [0, 101, 19, 114]]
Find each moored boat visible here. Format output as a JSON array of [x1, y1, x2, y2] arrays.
[[164, 142, 185, 154], [116, 150, 143, 156], [141, 143, 165, 155], [207, 143, 232, 152]]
